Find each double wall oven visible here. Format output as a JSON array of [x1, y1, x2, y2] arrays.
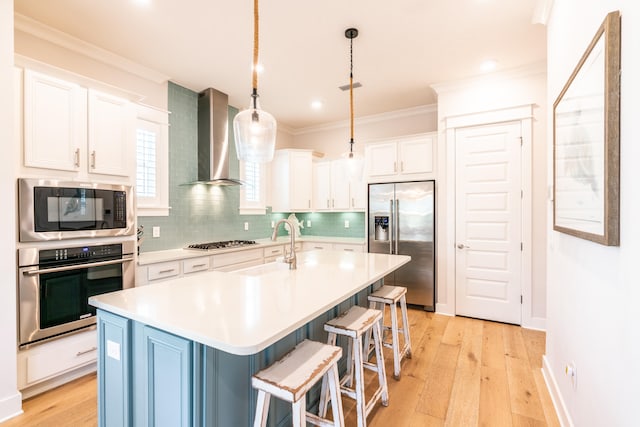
[[17, 178, 136, 348]]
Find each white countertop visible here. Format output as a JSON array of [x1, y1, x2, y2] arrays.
[[90, 250, 408, 356], [137, 236, 366, 266]]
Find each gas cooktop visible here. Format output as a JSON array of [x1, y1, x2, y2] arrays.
[[186, 240, 257, 250]]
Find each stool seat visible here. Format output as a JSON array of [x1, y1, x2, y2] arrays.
[[252, 339, 345, 427], [324, 305, 382, 338], [367, 285, 412, 380]]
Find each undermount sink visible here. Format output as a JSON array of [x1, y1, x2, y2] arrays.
[[234, 260, 294, 277]]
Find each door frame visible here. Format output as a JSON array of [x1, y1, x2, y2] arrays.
[[437, 104, 537, 328]]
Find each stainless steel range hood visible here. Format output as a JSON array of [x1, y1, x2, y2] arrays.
[[193, 88, 242, 185]]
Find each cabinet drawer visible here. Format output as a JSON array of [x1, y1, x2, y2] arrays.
[[212, 248, 262, 268], [183, 256, 210, 274], [20, 330, 97, 387], [303, 242, 333, 251], [263, 246, 284, 258], [147, 261, 180, 281], [333, 243, 365, 253]]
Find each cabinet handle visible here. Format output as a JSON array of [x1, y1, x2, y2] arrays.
[[308, 200, 311, 208], [74, 148, 80, 167], [76, 347, 97, 357], [314, 246, 324, 249], [400, 161, 404, 172], [393, 161, 397, 172], [332, 199, 335, 208], [327, 200, 330, 209], [90, 150, 96, 169], [191, 263, 206, 268], [352, 198, 355, 208], [343, 248, 354, 252], [271, 250, 279, 254], [159, 268, 175, 274]]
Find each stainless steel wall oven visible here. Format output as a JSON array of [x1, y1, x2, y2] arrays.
[[18, 240, 135, 348], [18, 178, 134, 242]]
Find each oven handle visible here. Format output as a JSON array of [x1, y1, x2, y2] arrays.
[[23, 257, 134, 276]]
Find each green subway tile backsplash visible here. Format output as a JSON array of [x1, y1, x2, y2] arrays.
[[137, 82, 364, 252]]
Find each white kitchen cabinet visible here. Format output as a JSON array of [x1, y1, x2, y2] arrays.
[[271, 149, 313, 212], [17, 329, 97, 397], [22, 69, 135, 180], [365, 133, 435, 183], [212, 248, 263, 271], [333, 243, 365, 253], [182, 256, 210, 274], [147, 260, 181, 282], [313, 159, 364, 212], [302, 242, 333, 251]]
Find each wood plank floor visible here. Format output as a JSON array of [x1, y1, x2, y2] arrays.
[[3, 310, 559, 426]]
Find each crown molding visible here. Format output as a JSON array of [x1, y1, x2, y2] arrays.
[[14, 13, 170, 84], [431, 61, 547, 95], [291, 104, 437, 136]]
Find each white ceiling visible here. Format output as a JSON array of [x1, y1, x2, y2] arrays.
[[13, 0, 546, 130]]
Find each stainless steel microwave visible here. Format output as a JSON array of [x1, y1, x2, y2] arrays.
[[18, 178, 135, 242]]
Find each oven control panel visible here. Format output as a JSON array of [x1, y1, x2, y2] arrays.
[[40, 243, 123, 265]]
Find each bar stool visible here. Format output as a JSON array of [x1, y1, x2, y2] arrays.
[[252, 339, 345, 427], [367, 285, 412, 380], [320, 306, 388, 427]]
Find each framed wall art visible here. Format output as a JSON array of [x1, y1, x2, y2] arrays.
[[553, 10, 621, 246]]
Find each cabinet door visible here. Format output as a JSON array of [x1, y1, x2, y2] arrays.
[[366, 142, 398, 179], [133, 323, 194, 427], [313, 162, 332, 211], [350, 178, 367, 210], [88, 89, 135, 177], [289, 151, 313, 210], [398, 136, 433, 175], [23, 70, 86, 172], [330, 160, 351, 210]]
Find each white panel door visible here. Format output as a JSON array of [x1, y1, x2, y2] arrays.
[[455, 121, 522, 324]]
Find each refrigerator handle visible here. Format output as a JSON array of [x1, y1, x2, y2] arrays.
[[389, 199, 394, 254], [395, 199, 399, 255]]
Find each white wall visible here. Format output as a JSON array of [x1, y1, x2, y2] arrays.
[[545, 1, 640, 425], [0, 1, 22, 422], [432, 65, 548, 328]]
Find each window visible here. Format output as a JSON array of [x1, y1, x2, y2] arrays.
[[239, 160, 268, 215], [136, 105, 169, 216]]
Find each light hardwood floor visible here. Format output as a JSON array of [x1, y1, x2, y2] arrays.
[[3, 310, 559, 426]]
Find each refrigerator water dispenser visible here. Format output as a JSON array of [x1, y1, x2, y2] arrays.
[[374, 216, 389, 241]]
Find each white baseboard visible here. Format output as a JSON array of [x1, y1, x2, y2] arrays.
[[435, 302, 454, 316], [0, 391, 23, 424], [542, 355, 573, 427], [522, 315, 546, 331], [20, 363, 96, 400]]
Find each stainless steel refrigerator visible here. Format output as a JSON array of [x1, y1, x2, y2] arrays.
[[368, 181, 435, 311]]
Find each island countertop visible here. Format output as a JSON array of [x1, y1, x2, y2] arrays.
[[90, 250, 410, 356]]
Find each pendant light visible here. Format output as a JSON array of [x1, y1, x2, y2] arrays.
[[233, 0, 277, 163], [342, 27, 364, 180]]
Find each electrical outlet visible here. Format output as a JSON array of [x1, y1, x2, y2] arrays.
[[271, 221, 275, 228], [565, 362, 577, 390], [152, 226, 160, 238], [244, 222, 249, 231], [307, 220, 311, 227], [344, 220, 350, 228]]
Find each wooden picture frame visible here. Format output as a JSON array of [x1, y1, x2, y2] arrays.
[[553, 10, 621, 246]]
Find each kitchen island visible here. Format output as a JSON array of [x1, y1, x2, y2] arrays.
[[89, 250, 410, 427]]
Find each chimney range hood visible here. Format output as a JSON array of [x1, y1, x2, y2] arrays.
[[192, 88, 242, 185]]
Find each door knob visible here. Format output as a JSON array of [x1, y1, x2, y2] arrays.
[[457, 243, 470, 249]]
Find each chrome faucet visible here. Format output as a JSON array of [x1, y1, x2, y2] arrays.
[[271, 219, 297, 270]]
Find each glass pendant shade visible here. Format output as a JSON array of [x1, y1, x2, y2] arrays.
[[233, 95, 277, 163], [341, 148, 365, 181]]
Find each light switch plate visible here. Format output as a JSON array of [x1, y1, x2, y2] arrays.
[[307, 220, 311, 227], [107, 340, 120, 361], [344, 220, 350, 228], [152, 226, 160, 238], [244, 222, 249, 231]]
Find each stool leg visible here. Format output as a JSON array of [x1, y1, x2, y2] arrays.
[[389, 301, 401, 379], [400, 295, 412, 359], [319, 332, 338, 417], [327, 364, 345, 427], [292, 395, 306, 427], [253, 390, 271, 427], [372, 320, 389, 407], [353, 335, 367, 427]]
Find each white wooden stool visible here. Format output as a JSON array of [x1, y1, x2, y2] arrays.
[[367, 285, 412, 380], [320, 306, 389, 427], [252, 339, 345, 427]]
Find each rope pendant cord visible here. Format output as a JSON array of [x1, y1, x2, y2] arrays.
[[252, 0, 259, 108], [349, 34, 354, 152]]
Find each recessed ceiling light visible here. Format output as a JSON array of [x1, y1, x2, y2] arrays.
[[133, 0, 152, 6], [480, 60, 497, 72], [311, 100, 323, 110]]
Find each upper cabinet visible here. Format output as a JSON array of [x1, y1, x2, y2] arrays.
[[313, 159, 365, 212], [364, 133, 436, 183], [270, 149, 314, 212], [22, 69, 135, 181]]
